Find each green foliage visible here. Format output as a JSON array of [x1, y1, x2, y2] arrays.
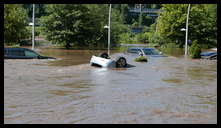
[[162, 43, 180, 49], [11, 44, 20, 48], [4, 4, 29, 45], [112, 4, 129, 24], [136, 32, 149, 43], [131, 21, 139, 28], [147, 33, 165, 45], [189, 40, 201, 59], [110, 8, 130, 47], [40, 4, 128, 49], [40, 4, 104, 49], [155, 4, 217, 48], [26, 26, 42, 37], [119, 33, 133, 44], [23, 4, 47, 18], [134, 56, 148, 62], [145, 24, 166, 45], [118, 46, 128, 53], [119, 32, 149, 44]]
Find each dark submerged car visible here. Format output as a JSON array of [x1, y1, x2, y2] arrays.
[[4, 48, 56, 59], [127, 47, 167, 57], [200, 51, 217, 60]]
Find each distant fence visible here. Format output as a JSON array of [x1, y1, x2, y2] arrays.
[[129, 8, 161, 13]]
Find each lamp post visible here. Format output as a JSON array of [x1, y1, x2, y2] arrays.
[[185, 4, 191, 57], [32, 4, 35, 50], [104, 4, 112, 56], [139, 4, 142, 28]]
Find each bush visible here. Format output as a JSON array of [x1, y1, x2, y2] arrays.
[[119, 33, 133, 44], [11, 44, 20, 48], [137, 32, 149, 43], [118, 46, 128, 53], [134, 56, 148, 62], [189, 40, 201, 59], [147, 32, 165, 45]]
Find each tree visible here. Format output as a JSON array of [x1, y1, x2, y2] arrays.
[[23, 4, 47, 19], [112, 4, 129, 24], [110, 7, 130, 46], [4, 4, 28, 45], [40, 4, 128, 49], [40, 4, 107, 49], [155, 4, 217, 48]]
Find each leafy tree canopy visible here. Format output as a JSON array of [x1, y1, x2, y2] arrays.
[[4, 4, 28, 45], [155, 4, 217, 48], [40, 4, 128, 49]]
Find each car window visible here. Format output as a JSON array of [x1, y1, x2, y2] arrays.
[[8, 50, 25, 56], [143, 49, 159, 55], [129, 48, 139, 53], [150, 49, 160, 55], [143, 49, 152, 55], [25, 50, 39, 58]]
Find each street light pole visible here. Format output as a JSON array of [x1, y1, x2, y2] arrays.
[[185, 4, 191, 57], [108, 4, 111, 56], [32, 4, 35, 50], [139, 4, 142, 28]]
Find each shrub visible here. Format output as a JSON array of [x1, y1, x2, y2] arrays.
[[147, 32, 165, 45], [189, 40, 201, 59], [11, 44, 20, 48], [119, 33, 133, 44], [118, 46, 128, 53], [137, 32, 149, 43], [134, 56, 148, 62]]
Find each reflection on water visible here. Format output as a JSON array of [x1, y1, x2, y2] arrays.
[[4, 48, 217, 124]]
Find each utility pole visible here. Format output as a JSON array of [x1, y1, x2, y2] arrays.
[[32, 4, 35, 50], [185, 4, 191, 57], [139, 4, 142, 28], [108, 4, 111, 56]]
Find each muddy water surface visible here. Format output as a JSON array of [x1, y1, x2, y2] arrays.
[[4, 49, 217, 124]]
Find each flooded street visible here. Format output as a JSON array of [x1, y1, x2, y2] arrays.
[[4, 49, 217, 124]]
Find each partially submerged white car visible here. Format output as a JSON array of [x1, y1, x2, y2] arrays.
[[90, 53, 127, 68]]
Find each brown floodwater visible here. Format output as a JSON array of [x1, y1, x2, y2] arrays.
[[4, 48, 217, 124]]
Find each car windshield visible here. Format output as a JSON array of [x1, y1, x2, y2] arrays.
[[25, 50, 39, 57], [142, 49, 160, 55]]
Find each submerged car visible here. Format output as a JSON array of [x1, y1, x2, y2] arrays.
[[4, 48, 56, 59], [127, 47, 167, 57], [200, 51, 217, 60], [90, 53, 127, 68]]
